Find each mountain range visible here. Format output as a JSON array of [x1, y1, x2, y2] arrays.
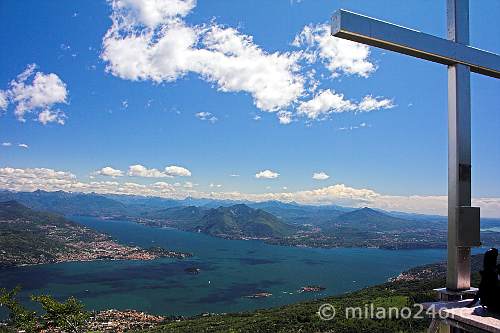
[[1, 189, 499, 249], [0, 190, 129, 216], [193, 204, 295, 238], [328, 207, 443, 231], [138, 204, 295, 239]]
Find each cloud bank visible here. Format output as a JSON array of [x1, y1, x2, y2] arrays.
[[1, 166, 500, 217], [92, 164, 193, 179]]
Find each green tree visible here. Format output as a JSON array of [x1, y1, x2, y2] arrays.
[[0, 287, 90, 333], [0, 286, 37, 332], [31, 295, 90, 333]]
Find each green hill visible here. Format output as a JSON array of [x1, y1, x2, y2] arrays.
[[331, 207, 441, 231], [251, 202, 344, 226], [0, 200, 103, 267], [194, 204, 296, 239], [141, 206, 208, 229], [139, 204, 296, 239]]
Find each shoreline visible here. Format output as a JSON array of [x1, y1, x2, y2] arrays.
[[100, 215, 453, 251], [1, 216, 464, 322], [0, 240, 192, 269], [0, 254, 191, 270]]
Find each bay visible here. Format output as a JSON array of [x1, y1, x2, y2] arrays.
[[0, 216, 456, 317]]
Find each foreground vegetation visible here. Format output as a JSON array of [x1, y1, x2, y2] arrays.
[[0, 286, 89, 333], [0, 279, 444, 333]]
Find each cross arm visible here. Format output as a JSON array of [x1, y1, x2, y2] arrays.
[[331, 10, 500, 79]]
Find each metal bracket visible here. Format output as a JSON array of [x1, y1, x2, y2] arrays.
[[456, 206, 480, 247]]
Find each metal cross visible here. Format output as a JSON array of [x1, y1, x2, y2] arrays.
[[331, 0, 500, 291]]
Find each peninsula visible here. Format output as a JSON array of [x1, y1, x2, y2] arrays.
[[0, 201, 191, 268]]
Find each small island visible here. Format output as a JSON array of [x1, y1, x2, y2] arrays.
[[244, 292, 273, 298], [299, 285, 326, 293], [184, 267, 201, 274]]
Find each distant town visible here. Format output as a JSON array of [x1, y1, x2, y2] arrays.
[[0, 200, 191, 268]]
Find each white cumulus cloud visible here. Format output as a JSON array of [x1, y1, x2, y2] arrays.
[[126, 164, 191, 178], [102, 0, 305, 113], [255, 169, 279, 179], [195, 112, 217, 123], [293, 23, 375, 78], [38, 109, 66, 125], [151, 181, 176, 192], [18, 143, 29, 149], [128, 164, 169, 178], [111, 0, 196, 28], [297, 89, 394, 120], [358, 95, 394, 112], [4, 64, 68, 124], [100, 1, 395, 125], [312, 171, 329, 180], [0, 91, 8, 110], [277, 111, 293, 125], [297, 89, 355, 120], [96, 166, 124, 177], [165, 165, 191, 177]]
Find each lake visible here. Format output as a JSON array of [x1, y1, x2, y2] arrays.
[[0, 217, 461, 317], [482, 227, 500, 233]]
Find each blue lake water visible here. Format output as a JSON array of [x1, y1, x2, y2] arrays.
[[482, 227, 500, 233], [0, 217, 467, 317]]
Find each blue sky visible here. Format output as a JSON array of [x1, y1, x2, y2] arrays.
[[0, 0, 499, 216]]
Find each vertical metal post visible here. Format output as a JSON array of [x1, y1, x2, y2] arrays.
[[447, 0, 472, 291]]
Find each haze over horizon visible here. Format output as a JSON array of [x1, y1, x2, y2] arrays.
[[1, 0, 499, 217]]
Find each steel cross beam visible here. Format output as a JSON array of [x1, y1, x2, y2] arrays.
[[331, 9, 500, 79], [331, 0, 500, 292]]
